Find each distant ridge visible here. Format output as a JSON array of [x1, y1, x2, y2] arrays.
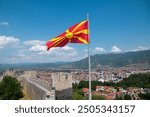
[[60, 49, 150, 69], [0, 49, 150, 71]]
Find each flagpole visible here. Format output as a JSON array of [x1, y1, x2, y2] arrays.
[[87, 13, 91, 100]]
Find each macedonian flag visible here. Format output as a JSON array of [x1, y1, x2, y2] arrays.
[[46, 20, 89, 50]]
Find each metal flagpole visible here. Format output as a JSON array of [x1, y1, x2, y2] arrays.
[[87, 13, 91, 100]]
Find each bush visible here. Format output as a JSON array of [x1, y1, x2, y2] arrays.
[[92, 95, 105, 100], [139, 93, 150, 100], [72, 92, 84, 100], [0, 76, 23, 100], [124, 94, 132, 100]]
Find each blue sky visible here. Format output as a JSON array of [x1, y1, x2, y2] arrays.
[[0, 0, 150, 63]]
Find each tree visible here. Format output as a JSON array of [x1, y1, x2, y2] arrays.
[[139, 93, 150, 100], [124, 94, 131, 100], [0, 76, 23, 100], [72, 92, 84, 100], [118, 73, 150, 88], [92, 95, 105, 100], [78, 81, 89, 89], [115, 94, 123, 100], [114, 87, 119, 92], [72, 83, 78, 90]]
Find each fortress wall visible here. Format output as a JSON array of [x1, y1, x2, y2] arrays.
[[52, 72, 72, 100], [23, 78, 45, 100], [18, 71, 72, 100]]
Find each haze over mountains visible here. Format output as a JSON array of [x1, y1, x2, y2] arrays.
[[0, 49, 150, 71], [63, 49, 150, 69]]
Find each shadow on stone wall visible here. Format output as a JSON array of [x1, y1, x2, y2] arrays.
[[55, 88, 72, 100]]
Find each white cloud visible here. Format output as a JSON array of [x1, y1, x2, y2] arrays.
[[0, 35, 20, 48], [28, 43, 78, 60], [51, 46, 78, 60], [94, 47, 106, 53], [23, 39, 78, 60], [38, 46, 77, 62], [23, 40, 46, 46], [0, 36, 80, 63], [23, 40, 76, 61], [38, 46, 77, 55], [60, 46, 74, 51], [0, 22, 9, 27], [52, 46, 75, 53], [29, 45, 47, 52], [129, 46, 150, 52], [111, 45, 122, 53]]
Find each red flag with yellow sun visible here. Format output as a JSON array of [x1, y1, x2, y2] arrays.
[[46, 20, 89, 50]]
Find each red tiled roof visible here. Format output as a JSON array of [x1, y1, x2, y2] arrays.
[[104, 86, 109, 89], [95, 86, 100, 89], [116, 92, 122, 95], [105, 96, 114, 100], [92, 91, 101, 96], [104, 89, 111, 93], [108, 92, 116, 96], [82, 88, 89, 93]]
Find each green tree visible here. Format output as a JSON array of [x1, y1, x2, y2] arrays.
[[76, 89, 84, 96], [124, 94, 131, 100], [72, 92, 84, 100], [78, 81, 89, 89], [114, 86, 119, 92], [139, 93, 150, 100], [92, 95, 105, 100], [72, 83, 78, 90], [115, 94, 123, 100], [119, 73, 150, 88], [0, 76, 23, 100]]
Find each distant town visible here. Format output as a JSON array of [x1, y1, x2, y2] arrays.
[[0, 64, 150, 100]]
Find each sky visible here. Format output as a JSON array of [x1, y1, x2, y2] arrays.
[[0, 0, 150, 63]]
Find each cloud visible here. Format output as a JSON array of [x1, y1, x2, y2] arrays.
[[51, 46, 78, 60], [25, 40, 77, 58], [129, 46, 150, 52], [29, 45, 47, 52], [94, 47, 106, 53], [23, 38, 76, 56], [0, 35, 20, 48], [27, 42, 78, 61], [38, 46, 77, 55], [23, 40, 46, 46], [60, 46, 74, 51], [111, 45, 122, 53], [0, 22, 9, 26], [0, 37, 81, 63]]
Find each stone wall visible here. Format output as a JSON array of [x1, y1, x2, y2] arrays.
[[52, 72, 72, 100], [2, 70, 72, 100], [23, 77, 46, 100]]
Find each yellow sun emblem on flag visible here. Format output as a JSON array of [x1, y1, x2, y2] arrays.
[[65, 32, 73, 39]]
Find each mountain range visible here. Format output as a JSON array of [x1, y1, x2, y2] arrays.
[[0, 49, 150, 71], [62, 49, 150, 69]]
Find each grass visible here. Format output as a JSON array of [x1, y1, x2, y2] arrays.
[[20, 88, 32, 100]]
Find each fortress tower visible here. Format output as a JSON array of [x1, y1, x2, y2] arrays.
[[3, 69, 16, 77], [52, 72, 72, 100]]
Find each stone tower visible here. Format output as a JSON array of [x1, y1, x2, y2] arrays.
[[52, 72, 72, 100], [3, 69, 16, 77]]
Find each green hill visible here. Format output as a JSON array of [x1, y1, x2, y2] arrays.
[[0, 50, 150, 71], [61, 50, 150, 69]]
